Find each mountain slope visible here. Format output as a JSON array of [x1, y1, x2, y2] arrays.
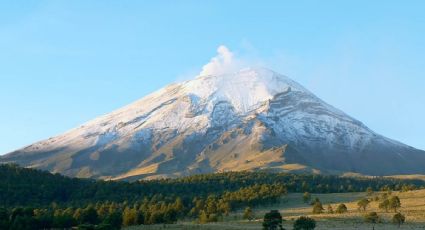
[[2, 68, 425, 180]]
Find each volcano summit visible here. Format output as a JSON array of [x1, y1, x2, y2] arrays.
[[2, 67, 425, 180]]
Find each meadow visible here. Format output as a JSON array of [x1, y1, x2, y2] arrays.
[[127, 189, 425, 229]]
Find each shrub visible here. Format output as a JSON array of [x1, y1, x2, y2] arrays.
[[392, 212, 405, 228], [262, 210, 284, 230], [293, 216, 316, 230], [336, 204, 347, 214]]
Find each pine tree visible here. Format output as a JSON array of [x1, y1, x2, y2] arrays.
[[327, 205, 334, 214], [303, 192, 311, 203], [392, 212, 405, 228], [357, 198, 370, 211], [293, 216, 316, 230], [336, 204, 348, 214], [312, 199, 324, 214], [243, 207, 254, 221], [389, 196, 401, 212], [122, 207, 137, 226]]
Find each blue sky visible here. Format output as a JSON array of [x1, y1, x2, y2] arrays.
[[0, 0, 424, 154]]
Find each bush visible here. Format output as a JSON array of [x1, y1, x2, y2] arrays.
[[293, 216, 316, 230], [336, 203, 348, 214], [357, 198, 370, 211], [262, 210, 284, 230], [243, 207, 254, 220], [392, 212, 405, 227], [364, 212, 380, 224], [312, 200, 324, 214]]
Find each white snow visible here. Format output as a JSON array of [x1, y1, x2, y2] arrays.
[[23, 67, 377, 154], [183, 67, 309, 114]]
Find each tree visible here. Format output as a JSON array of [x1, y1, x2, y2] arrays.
[[327, 205, 334, 214], [173, 197, 184, 216], [80, 206, 98, 225], [366, 187, 374, 196], [293, 216, 316, 230], [303, 192, 311, 203], [262, 210, 284, 230], [218, 201, 231, 216], [378, 199, 389, 212], [364, 212, 380, 230], [198, 210, 209, 224], [243, 207, 254, 221], [122, 207, 137, 226], [0, 208, 10, 230], [135, 210, 144, 225], [392, 212, 405, 228], [163, 208, 177, 224], [389, 196, 401, 212], [312, 201, 324, 214], [336, 204, 348, 214], [102, 211, 122, 230], [10, 215, 36, 230], [357, 198, 370, 211]]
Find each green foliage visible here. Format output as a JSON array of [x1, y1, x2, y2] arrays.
[[379, 198, 390, 212], [357, 198, 370, 211], [198, 210, 217, 224], [312, 199, 324, 214], [364, 212, 381, 224], [243, 207, 254, 220], [0, 164, 421, 229], [303, 192, 311, 203], [262, 210, 284, 230], [122, 207, 137, 227], [327, 204, 333, 214], [293, 216, 316, 230], [80, 206, 99, 225], [1, 164, 422, 207], [392, 212, 405, 227], [336, 203, 348, 214], [389, 196, 401, 212], [366, 187, 374, 196]]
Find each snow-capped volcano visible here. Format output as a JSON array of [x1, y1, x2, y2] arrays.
[[2, 67, 425, 180]]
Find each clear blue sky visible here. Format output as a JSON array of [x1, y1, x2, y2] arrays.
[[1, 0, 424, 154]]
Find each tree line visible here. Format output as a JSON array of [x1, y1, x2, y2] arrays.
[[0, 164, 423, 229]]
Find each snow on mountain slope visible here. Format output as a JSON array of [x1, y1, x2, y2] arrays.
[[2, 67, 425, 180]]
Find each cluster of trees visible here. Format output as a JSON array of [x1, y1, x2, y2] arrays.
[[194, 183, 286, 223], [0, 184, 287, 229], [378, 194, 401, 212], [363, 211, 406, 228], [1, 164, 423, 208], [0, 164, 422, 229], [0, 199, 183, 230], [262, 210, 316, 230], [357, 193, 401, 213]]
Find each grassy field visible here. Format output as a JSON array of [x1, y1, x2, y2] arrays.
[[126, 189, 425, 229]]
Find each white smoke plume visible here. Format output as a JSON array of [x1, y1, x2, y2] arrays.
[[199, 45, 246, 76]]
